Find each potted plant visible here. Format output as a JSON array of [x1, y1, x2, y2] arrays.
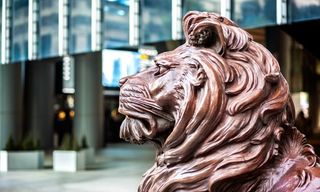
[[53, 134, 85, 172], [81, 136, 95, 165], [0, 136, 44, 172]]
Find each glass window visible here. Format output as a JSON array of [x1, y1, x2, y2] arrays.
[[11, 0, 29, 62], [182, 0, 220, 16], [289, 0, 320, 22], [0, 0, 2, 63], [140, 0, 172, 44], [39, 0, 59, 58], [231, 0, 276, 28], [102, 49, 141, 87], [68, 0, 92, 54], [102, 0, 130, 48]]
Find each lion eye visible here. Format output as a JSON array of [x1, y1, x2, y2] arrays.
[[155, 64, 170, 76], [218, 16, 224, 22], [189, 64, 197, 69]]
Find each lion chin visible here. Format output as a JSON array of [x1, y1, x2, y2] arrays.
[[118, 82, 175, 146], [118, 11, 320, 192], [120, 117, 147, 144]]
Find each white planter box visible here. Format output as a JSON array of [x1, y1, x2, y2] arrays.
[[53, 150, 85, 172], [83, 148, 95, 164], [0, 150, 44, 172]]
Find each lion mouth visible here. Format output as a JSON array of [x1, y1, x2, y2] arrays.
[[119, 85, 174, 121], [119, 85, 174, 143], [120, 117, 149, 144]]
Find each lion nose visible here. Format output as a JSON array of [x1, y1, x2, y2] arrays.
[[119, 77, 128, 87]]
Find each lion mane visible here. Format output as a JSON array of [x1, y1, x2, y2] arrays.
[[119, 11, 320, 192]]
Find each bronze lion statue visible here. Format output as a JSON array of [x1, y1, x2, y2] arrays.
[[118, 11, 320, 192]]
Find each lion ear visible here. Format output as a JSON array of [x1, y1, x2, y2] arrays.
[[192, 67, 207, 87], [183, 11, 225, 55]]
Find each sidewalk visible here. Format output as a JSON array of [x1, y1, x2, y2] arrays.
[[0, 144, 155, 192]]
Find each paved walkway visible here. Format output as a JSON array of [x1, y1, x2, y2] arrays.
[[0, 144, 155, 192]]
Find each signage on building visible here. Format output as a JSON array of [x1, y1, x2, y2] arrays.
[[62, 56, 75, 94]]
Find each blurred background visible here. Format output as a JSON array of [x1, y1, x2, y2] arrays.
[[0, 0, 319, 191]]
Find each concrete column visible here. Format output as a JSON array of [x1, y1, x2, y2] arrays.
[[266, 28, 291, 83], [0, 64, 23, 149], [74, 52, 103, 148], [25, 61, 55, 149]]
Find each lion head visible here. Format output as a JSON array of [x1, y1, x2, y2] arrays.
[[119, 11, 318, 192]]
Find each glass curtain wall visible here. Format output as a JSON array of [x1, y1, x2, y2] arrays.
[[231, 0, 276, 28], [289, 0, 320, 22], [140, 0, 172, 44], [68, 0, 92, 54], [182, 0, 220, 15], [38, 0, 59, 58], [102, 0, 130, 48], [11, 0, 28, 62], [0, 0, 2, 63]]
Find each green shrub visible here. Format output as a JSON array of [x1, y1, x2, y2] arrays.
[[81, 136, 89, 149], [4, 136, 16, 151], [59, 134, 81, 151], [3, 135, 41, 151]]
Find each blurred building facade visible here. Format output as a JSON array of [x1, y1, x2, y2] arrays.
[[0, 0, 319, 150]]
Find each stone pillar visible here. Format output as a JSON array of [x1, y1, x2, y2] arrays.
[[0, 64, 23, 149], [74, 52, 103, 148], [266, 28, 292, 83], [25, 61, 55, 149]]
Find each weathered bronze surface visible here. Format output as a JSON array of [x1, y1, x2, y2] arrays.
[[118, 11, 320, 192]]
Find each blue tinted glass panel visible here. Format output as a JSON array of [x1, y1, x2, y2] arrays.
[[39, 0, 59, 58], [182, 0, 220, 15], [141, 0, 172, 43], [231, 0, 276, 28], [289, 0, 320, 22], [69, 0, 92, 54], [11, 0, 28, 62], [102, 49, 141, 87], [102, 0, 129, 48], [0, 0, 2, 63]]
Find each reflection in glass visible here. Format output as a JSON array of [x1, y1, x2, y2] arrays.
[[289, 0, 320, 22], [102, 0, 129, 48], [0, 0, 2, 63], [182, 0, 220, 15], [102, 49, 140, 88], [11, 0, 29, 62], [140, 0, 172, 44], [39, 0, 59, 58], [231, 0, 276, 28], [68, 0, 92, 54]]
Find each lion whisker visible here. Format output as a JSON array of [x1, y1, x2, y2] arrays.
[[126, 97, 162, 110], [142, 87, 152, 99], [123, 97, 174, 122], [121, 85, 152, 99]]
